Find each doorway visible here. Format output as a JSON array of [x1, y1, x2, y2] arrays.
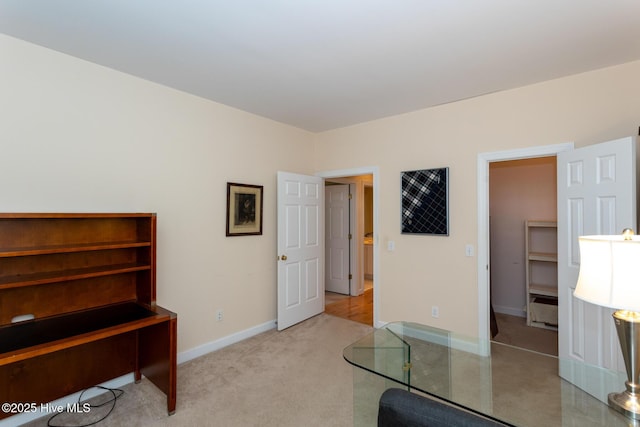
[[317, 167, 378, 327], [489, 157, 558, 356], [325, 182, 352, 295], [476, 143, 574, 357]]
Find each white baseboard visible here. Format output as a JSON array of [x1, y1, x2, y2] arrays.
[[177, 319, 277, 364], [374, 320, 488, 356], [375, 319, 388, 329], [493, 304, 526, 318], [1, 319, 277, 426]]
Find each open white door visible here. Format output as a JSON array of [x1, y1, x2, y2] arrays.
[[277, 171, 324, 330], [558, 137, 637, 382], [325, 184, 350, 295]]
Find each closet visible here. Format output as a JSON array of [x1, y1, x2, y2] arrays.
[[489, 157, 557, 324]]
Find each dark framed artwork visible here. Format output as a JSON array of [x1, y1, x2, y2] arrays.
[[226, 182, 263, 236], [401, 168, 449, 235]]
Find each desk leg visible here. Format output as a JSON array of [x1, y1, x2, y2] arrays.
[[134, 331, 142, 383], [139, 317, 177, 415]]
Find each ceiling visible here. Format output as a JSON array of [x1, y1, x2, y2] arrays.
[[2, 1, 640, 132]]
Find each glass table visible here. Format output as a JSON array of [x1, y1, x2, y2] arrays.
[[343, 322, 632, 426]]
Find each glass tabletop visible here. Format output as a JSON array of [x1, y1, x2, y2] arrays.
[[343, 322, 631, 427]]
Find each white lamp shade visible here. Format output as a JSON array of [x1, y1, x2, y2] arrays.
[[575, 235, 640, 311]]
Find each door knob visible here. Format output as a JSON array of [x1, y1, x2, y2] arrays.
[[280, 254, 288, 261]]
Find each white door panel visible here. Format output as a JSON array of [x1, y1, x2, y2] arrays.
[[558, 137, 636, 384], [326, 184, 350, 294], [277, 171, 324, 330]]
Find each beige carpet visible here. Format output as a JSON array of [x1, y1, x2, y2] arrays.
[[18, 313, 624, 427], [492, 312, 558, 356], [21, 314, 373, 427]]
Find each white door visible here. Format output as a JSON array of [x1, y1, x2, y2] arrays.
[[558, 137, 636, 380], [277, 171, 325, 330], [325, 184, 351, 295]]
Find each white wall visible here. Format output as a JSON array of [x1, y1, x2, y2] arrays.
[[0, 34, 315, 353], [489, 157, 557, 317], [314, 60, 640, 337]]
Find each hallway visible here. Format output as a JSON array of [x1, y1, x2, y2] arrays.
[[324, 282, 373, 326]]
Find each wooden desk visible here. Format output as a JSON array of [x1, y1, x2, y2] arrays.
[[0, 213, 177, 421]]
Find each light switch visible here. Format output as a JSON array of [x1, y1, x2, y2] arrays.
[[387, 240, 395, 251], [465, 244, 474, 257]]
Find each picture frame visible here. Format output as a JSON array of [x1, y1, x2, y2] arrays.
[[226, 182, 263, 236], [401, 167, 449, 235]]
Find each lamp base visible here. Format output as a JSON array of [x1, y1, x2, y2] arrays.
[[609, 390, 640, 419]]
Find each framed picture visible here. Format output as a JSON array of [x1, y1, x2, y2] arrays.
[[226, 182, 263, 236], [401, 167, 449, 235]]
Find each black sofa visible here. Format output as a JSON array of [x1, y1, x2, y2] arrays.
[[378, 388, 510, 427]]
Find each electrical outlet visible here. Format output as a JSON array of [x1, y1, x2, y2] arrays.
[[216, 309, 223, 322], [431, 306, 439, 318]]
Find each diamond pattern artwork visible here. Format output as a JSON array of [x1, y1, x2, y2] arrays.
[[401, 168, 449, 235]]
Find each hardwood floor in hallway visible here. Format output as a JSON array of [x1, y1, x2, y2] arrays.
[[324, 288, 373, 326]]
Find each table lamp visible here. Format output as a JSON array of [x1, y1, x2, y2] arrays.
[[574, 229, 640, 419]]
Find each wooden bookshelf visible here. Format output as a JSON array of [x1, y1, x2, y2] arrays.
[[0, 213, 177, 420]]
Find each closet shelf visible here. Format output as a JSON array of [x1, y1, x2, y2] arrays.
[[528, 283, 558, 298], [525, 220, 558, 329], [528, 252, 557, 262]]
